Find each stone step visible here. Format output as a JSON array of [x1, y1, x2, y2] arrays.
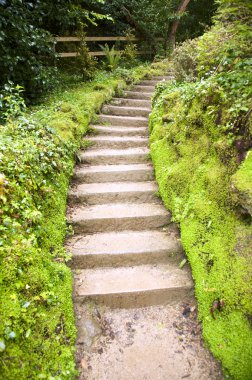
[[98, 114, 148, 127], [133, 85, 156, 93], [73, 164, 154, 183], [68, 203, 171, 234], [139, 80, 160, 86], [102, 105, 151, 118], [73, 264, 193, 308], [80, 147, 150, 165], [152, 75, 173, 81], [91, 125, 149, 136], [110, 98, 151, 108], [123, 91, 153, 100], [87, 136, 148, 149], [67, 230, 183, 269], [69, 181, 159, 205]]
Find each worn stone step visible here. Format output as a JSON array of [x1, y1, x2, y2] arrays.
[[67, 230, 183, 269], [73, 264, 193, 308], [98, 114, 148, 127], [133, 85, 156, 93], [152, 75, 173, 81], [87, 136, 148, 149], [68, 203, 171, 233], [91, 125, 149, 136], [80, 147, 150, 165], [102, 105, 151, 118], [110, 98, 151, 108], [73, 164, 154, 183], [123, 91, 153, 100], [139, 80, 160, 86], [69, 181, 159, 205]]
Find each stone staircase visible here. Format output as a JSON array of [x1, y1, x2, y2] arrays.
[[66, 77, 223, 380], [66, 76, 194, 309]]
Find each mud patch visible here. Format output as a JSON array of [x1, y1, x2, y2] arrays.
[[75, 301, 222, 380]]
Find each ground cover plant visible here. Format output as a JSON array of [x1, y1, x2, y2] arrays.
[[149, 1, 252, 378], [0, 62, 169, 379]]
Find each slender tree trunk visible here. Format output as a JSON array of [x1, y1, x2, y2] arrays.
[[169, 0, 191, 50]]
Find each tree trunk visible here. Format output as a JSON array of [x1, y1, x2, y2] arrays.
[[169, 0, 191, 50]]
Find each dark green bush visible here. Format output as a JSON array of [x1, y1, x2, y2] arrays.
[[0, 1, 56, 100]]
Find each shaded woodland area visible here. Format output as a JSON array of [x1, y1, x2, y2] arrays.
[[0, 1, 251, 379], [0, 0, 216, 100]]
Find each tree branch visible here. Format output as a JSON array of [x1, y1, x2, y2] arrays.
[[169, 0, 191, 49]]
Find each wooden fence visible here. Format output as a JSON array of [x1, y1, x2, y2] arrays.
[[55, 36, 157, 58]]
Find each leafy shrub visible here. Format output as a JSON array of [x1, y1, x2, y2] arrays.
[[0, 0, 109, 101], [0, 1, 57, 100], [122, 29, 138, 67], [197, 0, 251, 78], [171, 38, 199, 82], [100, 44, 121, 71], [0, 115, 77, 379], [0, 82, 26, 124], [76, 31, 97, 80]]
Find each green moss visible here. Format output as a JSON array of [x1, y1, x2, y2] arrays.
[[150, 81, 252, 379], [203, 312, 252, 380], [232, 151, 252, 215]]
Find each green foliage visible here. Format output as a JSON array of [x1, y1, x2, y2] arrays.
[[0, 82, 26, 124], [170, 39, 199, 82], [0, 117, 77, 379], [99, 0, 216, 50], [100, 44, 121, 71], [0, 0, 57, 100], [0, 0, 109, 101], [76, 31, 97, 80], [122, 29, 138, 67], [179, 0, 218, 41], [197, 0, 252, 78], [150, 2, 252, 378]]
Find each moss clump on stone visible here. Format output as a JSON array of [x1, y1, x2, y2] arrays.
[[232, 151, 252, 216]]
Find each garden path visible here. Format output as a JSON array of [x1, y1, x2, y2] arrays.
[[66, 77, 222, 380]]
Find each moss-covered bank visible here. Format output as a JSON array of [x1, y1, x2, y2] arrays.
[[0, 62, 168, 379], [150, 93, 252, 378], [149, 2, 252, 377]]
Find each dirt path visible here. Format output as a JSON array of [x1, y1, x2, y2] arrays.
[[66, 77, 222, 379]]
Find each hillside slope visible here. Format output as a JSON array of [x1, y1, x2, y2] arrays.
[[149, 1, 252, 378]]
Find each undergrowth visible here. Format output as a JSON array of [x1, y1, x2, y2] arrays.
[[149, 2, 252, 379], [0, 61, 169, 379]]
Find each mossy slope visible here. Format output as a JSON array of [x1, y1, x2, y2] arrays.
[[149, 27, 252, 380]]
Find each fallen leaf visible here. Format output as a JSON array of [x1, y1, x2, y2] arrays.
[[80, 358, 88, 370]]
